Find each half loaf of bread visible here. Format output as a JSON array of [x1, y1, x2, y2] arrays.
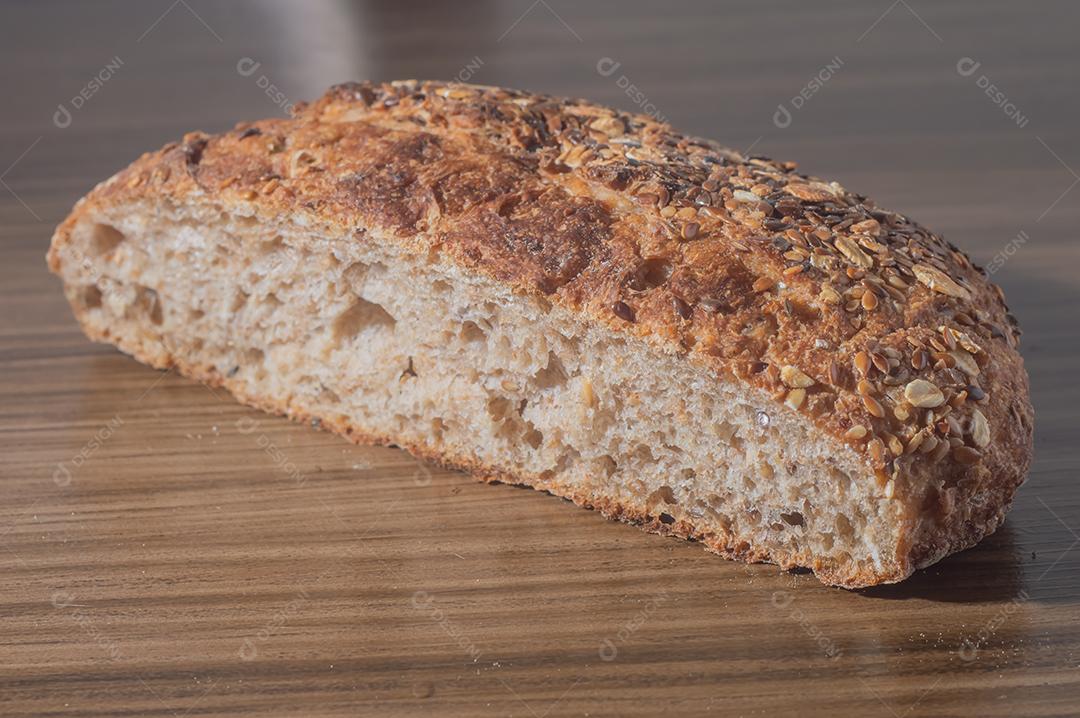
[[47, 81, 1034, 587]]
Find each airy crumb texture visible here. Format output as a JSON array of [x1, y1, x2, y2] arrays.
[[47, 80, 1034, 587]]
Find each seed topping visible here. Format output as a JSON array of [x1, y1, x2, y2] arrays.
[[904, 379, 945, 408], [612, 300, 635, 322], [781, 365, 815, 388]]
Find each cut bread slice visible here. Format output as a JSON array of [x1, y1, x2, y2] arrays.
[[47, 81, 1033, 587]]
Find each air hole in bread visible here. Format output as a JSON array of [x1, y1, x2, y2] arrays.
[[460, 320, 486, 343], [332, 297, 395, 344], [829, 467, 852, 495], [714, 420, 736, 443], [260, 236, 286, 255], [647, 485, 677, 508], [342, 261, 369, 292], [780, 511, 805, 527], [835, 513, 854, 540], [241, 348, 264, 368], [533, 353, 568, 390], [630, 257, 673, 291], [90, 223, 125, 256], [523, 423, 543, 450], [596, 455, 618, 478], [134, 286, 163, 325], [230, 290, 249, 313], [82, 285, 103, 309], [786, 298, 822, 323]]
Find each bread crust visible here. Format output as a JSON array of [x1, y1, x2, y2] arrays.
[[48, 80, 1034, 587]]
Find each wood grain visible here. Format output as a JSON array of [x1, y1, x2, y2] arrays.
[[2, 1, 1079, 715]]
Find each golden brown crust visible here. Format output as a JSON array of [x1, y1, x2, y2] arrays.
[[48, 80, 1034, 586]]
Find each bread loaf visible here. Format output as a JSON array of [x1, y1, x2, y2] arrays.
[[47, 81, 1033, 587]]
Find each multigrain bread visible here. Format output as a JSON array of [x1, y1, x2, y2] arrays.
[[47, 80, 1033, 588]]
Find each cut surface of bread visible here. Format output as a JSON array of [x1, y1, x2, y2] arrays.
[[48, 81, 1034, 588]]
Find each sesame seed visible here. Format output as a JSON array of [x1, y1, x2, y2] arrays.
[[828, 360, 842, 386], [845, 425, 868, 440], [780, 365, 815, 388], [785, 388, 806, 410], [931, 438, 951, 462], [971, 408, 990, 447], [672, 296, 692, 319], [912, 263, 971, 299], [850, 218, 881, 236], [612, 300, 635, 322], [819, 285, 842, 305], [950, 349, 980, 378], [835, 236, 873, 269], [954, 446, 982, 465], [752, 277, 774, 293], [869, 437, 885, 462], [854, 351, 871, 376], [906, 431, 925, 454], [699, 297, 727, 313], [862, 395, 886, 418]]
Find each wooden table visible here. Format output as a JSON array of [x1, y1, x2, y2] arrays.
[[3, 1, 1079, 715]]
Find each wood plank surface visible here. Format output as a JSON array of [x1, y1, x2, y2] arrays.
[[2, 1, 1079, 715]]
